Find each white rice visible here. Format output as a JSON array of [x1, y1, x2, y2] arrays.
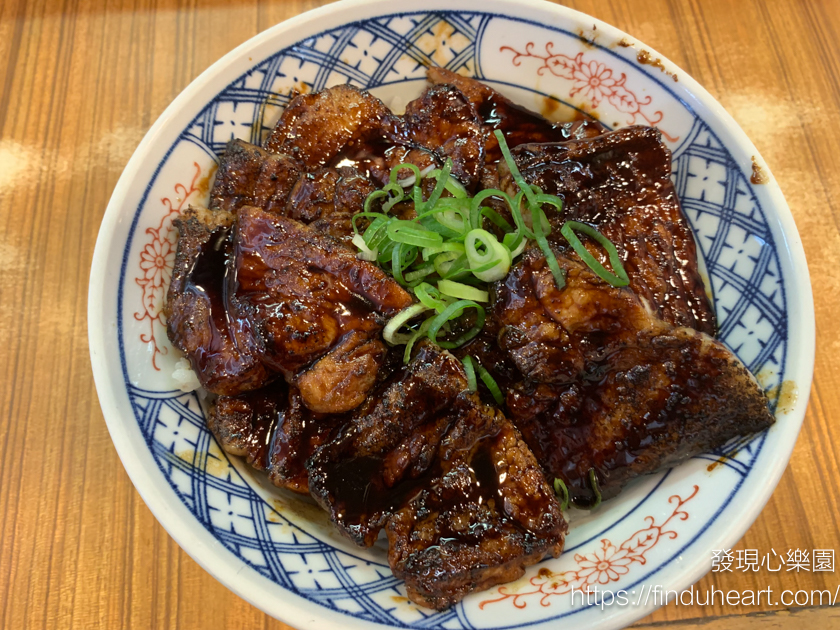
[[172, 357, 201, 392], [389, 94, 406, 115]]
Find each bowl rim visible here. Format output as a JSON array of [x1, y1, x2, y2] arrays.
[[88, 1, 815, 628]]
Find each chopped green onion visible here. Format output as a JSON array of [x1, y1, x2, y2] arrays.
[[355, 131, 619, 368], [461, 356, 477, 392], [434, 209, 468, 234], [421, 242, 466, 260], [382, 193, 406, 214], [386, 220, 442, 248], [503, 231, 527, 258], [587, 468, 602, 510], [469, 189, 510, 230], [529, 204, 566, 290], [553, 478, 570, 511], [383, 303, 431, 345], [426, 300, 485, 349], [414, 282, 448, 312], [480, 206, 514, 233], [404, 263, 435, 283], [362, 215, 390, 250], [495, 129, 538, 209], [352, 233, 378, 261], [427, 167, 468, 198], [464, 229, 511, 282], [420, 158, 452, 213], [363, 189, 390, 214], [476, 363, 504, 405], [403, 318, 433, 363], [438, 279, 489, 302], [505, 191, 529, 239], [389, 163, 422, 187], [433, 251, 471, 280], [560, 220, 629, 287], [390, 242, 417, 285], [352, 211, 388, 236], [411, 183, 423, 208]]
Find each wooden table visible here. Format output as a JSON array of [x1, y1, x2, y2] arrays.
[[1, 0, 838, 628]]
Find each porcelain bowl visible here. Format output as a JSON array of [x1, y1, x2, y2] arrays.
[[88, 1, 814, 628]]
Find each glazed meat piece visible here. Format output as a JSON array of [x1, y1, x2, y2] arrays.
[[508, 330, 775, 507], [428, 67, 606, 163], [500, 126, 715, 334], [308, 344, 566, 610], [402, 83, 485, 189], [230, 206, 413, 412], [164, 206, 271, 395], [308, 344, 470, 546], [494, 249, 658, 383], [284, 165, 377, 242], [264, 84, 402, 170], [209, 139, 303, 214], [208, 381, 344, 493], [496, 250, 774, 506], [295, 330, 386, 414], [387, 400, 565, 609]]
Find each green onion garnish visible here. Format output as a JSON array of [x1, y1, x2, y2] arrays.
[[494, 129, 538, 209], [403, 318, 433, 363], [437, 279, 489, 302], [553, 477, 570, 511], [386, 220, 442, 248], [413, 282, 448, 312], [353, 131, 627, 365], [389, 163, 422, 187], [560, 220, 629, 287], [465, 229, 511, 282], [587, 468, 602, 510], [383, 302, 431, 345], [476, 362, 504, 405], [461, 356, 477, 392], [427, 300, 485, 349]]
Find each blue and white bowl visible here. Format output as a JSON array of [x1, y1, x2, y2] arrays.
[[88, 1, 815, 628]]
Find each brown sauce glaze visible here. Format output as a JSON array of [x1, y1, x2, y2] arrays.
[[328, 126, 409, 187], [506, 127, 716, 336], [209, 382, 347, 493], [267, 388, 347, 491], [230, 208, 396, 377], [507, 331, 774, 507], [477, 95, 606, 163], [324, 453, 438, 528], [636, 50, 678, 82], [238, 383, 286, 470], [184, 226, 237, 372]]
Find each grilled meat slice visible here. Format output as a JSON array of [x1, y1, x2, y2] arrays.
[[495, 249, 658, 383], [209, 139, 303, 214], [164, 206, 271, 395], [507, 329, 774, 506], [387, 400, 565, 610], [295, 330, 386, 414], [500, 126, 715, 334], [496, 250, 774, 506], [308, 344, 566, 609], [208, 381, 344, 493], [264, 84, 403, 171], [284, 165, 377, 243], [308, 344, 469, 546], [231, 207, 413, 412], [403, 83, 485, 189], [427, 67, 606, 163]]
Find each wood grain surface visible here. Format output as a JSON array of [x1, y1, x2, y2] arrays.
[[1, 0, 838, 628]]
